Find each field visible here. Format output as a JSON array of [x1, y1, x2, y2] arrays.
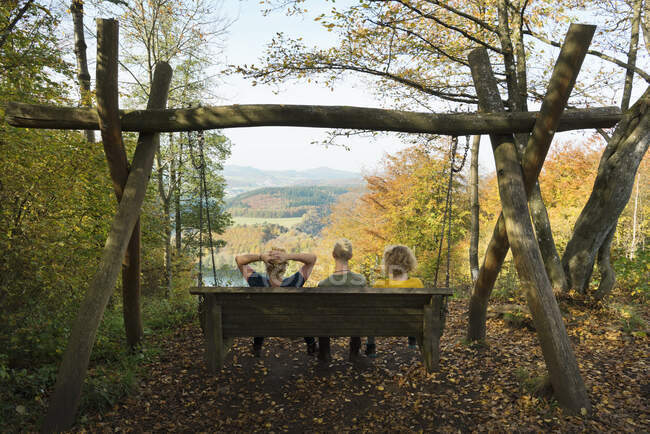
[[232, 216, 303, 228]]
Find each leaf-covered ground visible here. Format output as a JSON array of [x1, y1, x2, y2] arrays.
[[83, 299, 649, 432]]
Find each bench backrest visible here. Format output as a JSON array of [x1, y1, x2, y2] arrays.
[[190, 287, 452, 337]]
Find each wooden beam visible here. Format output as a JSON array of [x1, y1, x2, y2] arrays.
[[6, 102, 621, 135], [41, 61, 173, 433], [468, 46, 590, 414], [468, 23, 597, 341]]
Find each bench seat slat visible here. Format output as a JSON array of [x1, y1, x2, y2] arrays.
[[191, 286, 453, 295]]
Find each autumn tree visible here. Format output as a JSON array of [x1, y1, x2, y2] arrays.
[[238, 0, 649, 324], [319, 144, 469, 284], [94, 0, 233, 295]]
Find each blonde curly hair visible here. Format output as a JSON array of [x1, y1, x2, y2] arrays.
[[383, 244, 417, 277], [332, 238, 353, 261], [265, 247, 287, 277]]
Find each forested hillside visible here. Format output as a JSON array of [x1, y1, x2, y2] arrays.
[[226, 185, 360, 218]]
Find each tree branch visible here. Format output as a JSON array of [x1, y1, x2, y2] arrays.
[[524, 24, 650, 82], [386, 0, 505, 54], [0, 0, 35, 50]]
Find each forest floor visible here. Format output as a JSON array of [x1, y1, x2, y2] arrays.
[[83, 298, 649, 432]]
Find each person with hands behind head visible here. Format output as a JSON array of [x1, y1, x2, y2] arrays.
[[235, 247, 317, 357]]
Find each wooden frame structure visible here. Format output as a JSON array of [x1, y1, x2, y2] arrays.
[[190, 286, 453, 374], [4, 17, 607, 431]]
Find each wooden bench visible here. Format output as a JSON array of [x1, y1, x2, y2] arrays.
[[190, 286, 453, 374]]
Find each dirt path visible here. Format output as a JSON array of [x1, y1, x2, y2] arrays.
[[85, 299, 649, 432]]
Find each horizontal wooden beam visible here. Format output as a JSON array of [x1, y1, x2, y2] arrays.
[[6, 101, 621, 135]]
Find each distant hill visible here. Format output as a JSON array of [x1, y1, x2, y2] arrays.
[[226, 185, 358, 218], [223, 165, 362, 196]]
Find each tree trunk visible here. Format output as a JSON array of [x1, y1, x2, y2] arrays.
[[467, 24, 595, 342], [593, 224, 617, 301], [622, 0, 643, 111], [175, 139, 182, 254], [469, 46, 590, 414], [41, 58, 172, 433], [157, 135, 173, 297], [630, 173, 640, 258], [70, 0, 95, 143], [562, 87, 650, 294], [469, 134, 480, 283], [164, 199, 173, 296], [529, 183, 568, 294]]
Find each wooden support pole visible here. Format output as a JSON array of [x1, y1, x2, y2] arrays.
[[41, 61, 172, 433], [6, 102, 621, 135], [468, 24, 596, 341], [468, 46, 590, 413], [95, 18, 143, 349]]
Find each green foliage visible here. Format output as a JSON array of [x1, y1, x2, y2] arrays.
[[612, 248, 650, 302], [611, 303, 647, 336], [0, 293, 198, 431]]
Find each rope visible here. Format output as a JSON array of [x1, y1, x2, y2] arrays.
[[198, 130, 219, 286], [188, 130, 204, 288], [432, 135, 469, 289]]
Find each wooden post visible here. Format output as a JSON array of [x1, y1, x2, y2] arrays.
[[421, 304, 438, 373], [204, 294, 223, 374], [467, 24, 596, 342], [468, 47, 590, 413], [41, 61, 172, 433], [95, 18, 143, 348]]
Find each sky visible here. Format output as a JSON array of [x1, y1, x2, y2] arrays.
[[216, 1, 498, 174]]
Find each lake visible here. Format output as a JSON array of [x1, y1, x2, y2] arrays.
[[199, 268, 248, 287]]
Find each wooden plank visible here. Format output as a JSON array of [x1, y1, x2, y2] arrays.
[[223, 306, 424, 316], [6, 102, 622, 135], [222, 321, 421, 337], [212, 294, 433, 308], [191, 286, 453, 295]]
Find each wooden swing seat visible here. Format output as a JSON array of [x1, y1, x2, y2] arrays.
[[190, 286, 453, 373]]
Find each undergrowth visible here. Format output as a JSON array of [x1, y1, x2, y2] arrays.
[[0, 293, 198, 430]]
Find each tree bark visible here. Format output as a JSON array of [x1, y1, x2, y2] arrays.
[[529, 183, 568, 294], [70, 0, 95, 143], [469, 134, 480, 283], [562, 87, 650, 294], [174, 140, 182, 254], [5, 102, 623, 135], [469, 46, 590, 414], [94, 19, 143, 349], [593, 224, 617, 301], [41, 60, 172, 433], [622, 0, 643, 111], [467, 24, 595, 342]]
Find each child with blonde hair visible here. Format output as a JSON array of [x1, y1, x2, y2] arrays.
[[366, 244, 423, 357]]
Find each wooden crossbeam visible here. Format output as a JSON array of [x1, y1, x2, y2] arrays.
[[6, 101, 621, 135]]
